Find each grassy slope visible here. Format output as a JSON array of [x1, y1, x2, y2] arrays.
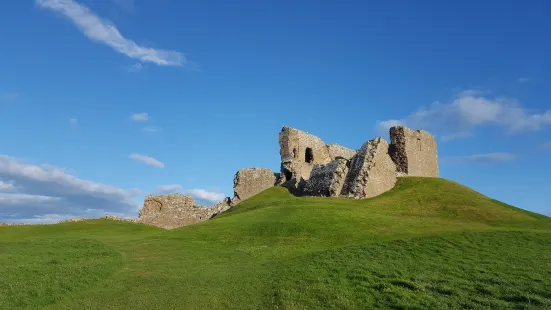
[[1, 177, 550, 309]]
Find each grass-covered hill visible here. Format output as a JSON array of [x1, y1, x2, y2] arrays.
[[1, 177, 550, 309]]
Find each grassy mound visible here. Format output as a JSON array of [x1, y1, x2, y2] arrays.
[[1, 177, 550, 309]]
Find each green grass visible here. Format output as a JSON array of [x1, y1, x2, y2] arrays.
[[1, 177, 550, 309]]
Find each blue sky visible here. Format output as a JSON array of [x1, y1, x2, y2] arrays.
[[1, 0, 550, 223]]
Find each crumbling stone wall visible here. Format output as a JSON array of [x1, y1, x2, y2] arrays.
[[326, 144, 356, 160], [138, 194, 231, 229], [279, 127, 332, 183], [341, 138, 397, 199], [232, 168, 278, 205], [389, 126, 439, 177], [303, 158, 349, 197]]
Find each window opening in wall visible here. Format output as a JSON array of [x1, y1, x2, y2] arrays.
[[417, 138, 422, 151], [292, 148, 298, 158], [305, 147, 314, 163], [284, 169, 293, 180]]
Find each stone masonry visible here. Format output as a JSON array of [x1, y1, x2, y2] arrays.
[[1, 125, 439, 229], [138, 194, 231, 229], [131, 124, 438, 229], [232, 168, 279, 205], [303, 158, 349, 197], [278, 127, 332, 184], [326, 144, 357, 160], [340, 138, 397, 199], [389, 126, 439, 177]]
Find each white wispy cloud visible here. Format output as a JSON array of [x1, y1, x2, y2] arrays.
[[184, 189, 226, 204], [157, 184, 182, 193], [69, 118, 78, 125], [542, 142, 551, 150], [128, 62, 143, 73], [517, 77, 532, 83], [377, 90, 551, 140], [128, 153, 164, 168], [142, 126, 161, 133], [0, 155, 141, 223], [1, 213, 74, 224], [130, 112, 148, 121], [445, 152, 516, 163], [0, 193, 61, 205], [0, 180, 15, 191], [36, 0, 185, 66]]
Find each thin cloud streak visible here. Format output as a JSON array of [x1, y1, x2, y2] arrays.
[[184, 189, 226, 204], [131, 113, 148, 121], [128, 62, 143, 73], [128, 153, 164, 168], [444, 152, 516, 163], [36, 0, 185, 66], [142, 126, 161, 133]]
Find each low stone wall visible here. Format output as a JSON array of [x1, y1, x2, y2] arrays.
[[138, 194, 231, 229], [232, 168, 278, 204]]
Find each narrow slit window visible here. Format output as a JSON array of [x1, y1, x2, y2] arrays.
[[305, 148, 314, 163]]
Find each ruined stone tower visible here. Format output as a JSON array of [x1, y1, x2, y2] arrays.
[[278, 127, 331, 183], [389, 126, 439, 177], [278, 127, 356, 188], [137, 124, 439, 229]]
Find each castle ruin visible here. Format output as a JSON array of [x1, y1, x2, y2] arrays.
[[138, 125, 439, 229]]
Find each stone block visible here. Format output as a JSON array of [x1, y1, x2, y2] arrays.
[[341, 138, 397, 199]]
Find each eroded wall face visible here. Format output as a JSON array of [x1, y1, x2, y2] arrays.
[[389, 126, 439, 177], [232, 168, 278, 204], [326, 144, 357, 160], [303, 158, 349, 197], [278, 127, 331, 181], [341, 138, 397, 199], [138, 194, 230, 229]]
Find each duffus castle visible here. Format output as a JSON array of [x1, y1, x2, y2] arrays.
[[138, 126, 439, 229]]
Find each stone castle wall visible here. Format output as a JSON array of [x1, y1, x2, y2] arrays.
[[135, 125, 439, 229], [326, 144, 357, 160], [389, 126, 439, 177], [303, 158, 349, 197], [232, 168, 279, 204], [340, 138, 397, 199], [138, 194, 230, 229], [278, 127, 332, 183]]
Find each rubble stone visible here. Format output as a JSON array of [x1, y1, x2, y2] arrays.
[[303, 158, 349, 197], [341, 138, 397, 199]]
